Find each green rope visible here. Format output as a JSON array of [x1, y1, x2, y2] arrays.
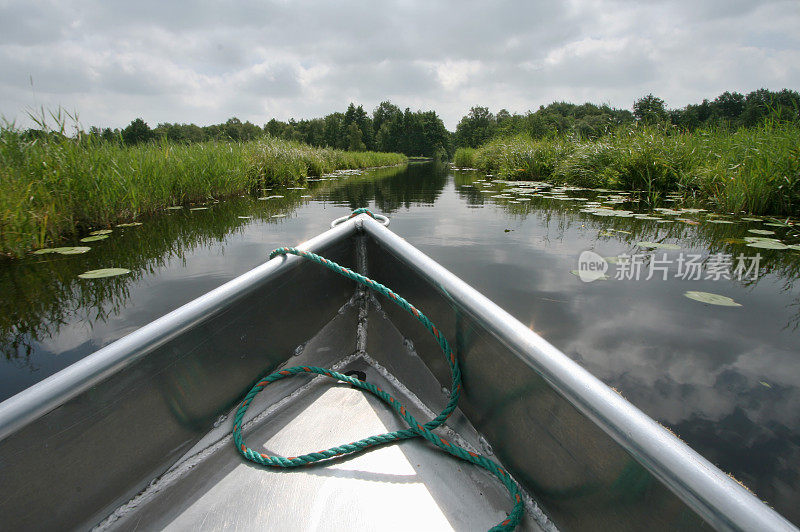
[[233, 209, 524, 531], [347, 207, 377, 220]]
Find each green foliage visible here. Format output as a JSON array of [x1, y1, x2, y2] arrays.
[[633, 94, 668, 125], [452, 88, 800, 216], [85, 100, 451, 159], [0, 122, 406, 257], [346, 123, 366, 151], [261, 101, 452, 158], [121, 118, 154, 145], [454, 106, 497, 148], [453, 89, 800, 148], [669, 88, 800, 130], [462, 121, 800, 217], [452, 147, 476, 167], [454, 102, 634, 143]]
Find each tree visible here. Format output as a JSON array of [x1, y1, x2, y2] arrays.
[[416, 110, 452, 158], [373, 101, 402, 133], [711, 91, 745, 123], [633, 94, 668, 125], [121, 118, 153, 145], [100, 127, 118, 143], [669, 106, 701, 130], [323, 113, 345, 149], [346, 123, 366, 151], [454, 106, 496, 148]]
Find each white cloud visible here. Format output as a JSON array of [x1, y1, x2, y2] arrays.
[[0, 0, 798, 130]]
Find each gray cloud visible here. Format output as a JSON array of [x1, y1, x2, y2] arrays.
[[0, 0, 798, 130]]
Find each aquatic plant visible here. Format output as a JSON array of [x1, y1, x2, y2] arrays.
[[0, 121, 406, 257], [454, 120, 800, 217]]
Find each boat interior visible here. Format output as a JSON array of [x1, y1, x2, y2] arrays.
[[0, 213, 792, 531]]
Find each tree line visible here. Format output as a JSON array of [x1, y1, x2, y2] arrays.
[[84, 102, 452, 158], [23, 88, 799, 155], [453, 88, 800, 148]]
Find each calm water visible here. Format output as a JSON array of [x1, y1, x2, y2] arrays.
[[2, 161, 799, 523]]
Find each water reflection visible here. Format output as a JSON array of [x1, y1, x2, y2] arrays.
[[0, 162, 798, 525], [0, 165, 414, 392], [323, 159, 449, 212], [402, 171, 800, 525]]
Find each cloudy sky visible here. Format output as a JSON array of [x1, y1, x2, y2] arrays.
[[1, 0, 798, 131]]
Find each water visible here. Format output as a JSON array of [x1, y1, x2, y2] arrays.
[[1, 161, 799, 524]]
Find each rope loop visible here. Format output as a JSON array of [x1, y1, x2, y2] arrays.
[[237, 242, 523, 531], [330, 207, 389, 228]]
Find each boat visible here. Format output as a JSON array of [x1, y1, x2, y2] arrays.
[[0, 209, 795, 531]]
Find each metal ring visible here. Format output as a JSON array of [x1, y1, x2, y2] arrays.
[[330, 212, 390, 228]]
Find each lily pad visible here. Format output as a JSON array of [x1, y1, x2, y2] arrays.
[[684, 291, 742, 307], [116, 222, 142, 227], [189, 207, 208, 211], [744, 235, 780, 241], [34, 246, 91, 255], [570, 270, 609, 281], [637, 241, 681, 250], [748, 229, 775, 235], [741, 217, 762, 222], [788, 245, 800, 251], [78, 268, 131, 279], [57, 246, 92, 255], [80, 235, 109, 242], [33, 248, 61, 255], [166, 206, 183, 210], [707, 220, 735, 224], [89, 229, 113, 236], [746, 240, 789, 250]]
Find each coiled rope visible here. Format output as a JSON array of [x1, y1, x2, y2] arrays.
[[232, 209, 523, 531]]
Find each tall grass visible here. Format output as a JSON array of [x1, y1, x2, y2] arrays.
[[452, 147, 476, 167], [454, 121, 800, 216], [0, 124, 406, 258]]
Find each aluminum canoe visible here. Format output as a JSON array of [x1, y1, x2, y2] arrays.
[[0, 212, 795, 531]]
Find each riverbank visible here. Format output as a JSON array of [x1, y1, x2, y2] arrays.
[[0, 132, 406, 258], [453, 121, 800, 216]]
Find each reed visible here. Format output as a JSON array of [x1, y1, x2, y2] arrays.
[[454, 121, 800, 216], [0, 124, 406, 258], [452, 147, 476, 168]]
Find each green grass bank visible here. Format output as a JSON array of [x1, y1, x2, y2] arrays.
[[454, 121, 800, 216], [0, 131, 406, 258]]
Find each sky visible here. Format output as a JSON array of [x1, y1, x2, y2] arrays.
[[1, 0, 799, 131]]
